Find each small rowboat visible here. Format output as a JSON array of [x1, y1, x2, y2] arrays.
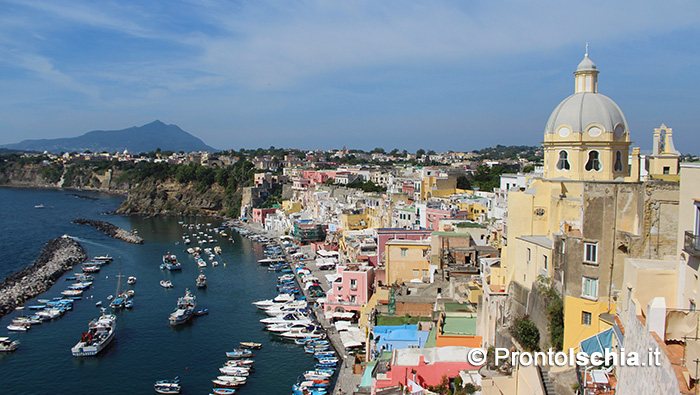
[[212, 388, 236, 395], [239, 342, 262, 350]]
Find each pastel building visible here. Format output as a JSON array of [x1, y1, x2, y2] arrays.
[[323, 263, 375, 317], [372, 347, 480, 391]]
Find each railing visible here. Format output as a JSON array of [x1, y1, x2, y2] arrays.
[[685, 231, 700, 258]]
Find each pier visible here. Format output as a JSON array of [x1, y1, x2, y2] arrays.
[[73, 218, 144, 244], [0, 236, 86, 318]]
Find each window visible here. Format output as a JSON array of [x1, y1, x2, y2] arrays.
[[422, 249, 429, 258], [527, 248, 531, 263], [663, 167, 670, 175], [584, 242, 598, 264], [691, 301, 697, 312], [543, 255, 548, 270], [582, 311, 592, 326], [556, 151, 571, 171], [582, 277, 598, 300], [422, 270, 428, 277], [400, 248, 408, 257], [413, 269, 420, 277], [350, 295, 357, 303], [614, 151, 623, 172], [350, 279, 357, 290], [585, 151, 602, 171]]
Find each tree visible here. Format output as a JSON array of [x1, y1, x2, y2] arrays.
[[456, 175, 471, 190], [416, 149, 426, 158]]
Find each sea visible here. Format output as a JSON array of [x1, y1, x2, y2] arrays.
[[0, 187, 315, 394]]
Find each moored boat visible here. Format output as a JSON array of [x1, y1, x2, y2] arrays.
[[168, 289, 196, 326], [0, 337, 20, 352], [127, 276, 137, 285], [154, 382, 181, 394], [71, 309, 116, 357], [239, 342, 262, 350], [161, 253, 182, 271], [160, 280, 173, 288], [196, 273, 207, 289]]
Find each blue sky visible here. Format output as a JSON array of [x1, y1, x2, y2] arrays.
[[1, 1, 699, 153]]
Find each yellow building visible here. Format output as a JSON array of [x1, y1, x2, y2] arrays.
[[342, 211, 370, 231], [282, 200, 302, 214], [503, 51, 680, 352], [385, 239, 431, 285]]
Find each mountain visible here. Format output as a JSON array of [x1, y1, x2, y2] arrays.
[[1, 120, 216, 153]]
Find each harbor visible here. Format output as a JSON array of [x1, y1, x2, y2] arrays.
[[0, 188, 316, 394]]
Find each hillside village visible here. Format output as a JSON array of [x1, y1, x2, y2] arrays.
[[6, 54, 700, 395]]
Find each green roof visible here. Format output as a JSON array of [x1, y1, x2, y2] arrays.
[[424, 326, 437, 348], [441, 316, 477, 336]]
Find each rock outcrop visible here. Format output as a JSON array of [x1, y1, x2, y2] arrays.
[[117, 178, 230, 217], [73, 218, 144, 244], [0, 236, 86, 318]]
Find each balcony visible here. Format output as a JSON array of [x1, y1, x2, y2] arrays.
[[685, 231, 700, 258]]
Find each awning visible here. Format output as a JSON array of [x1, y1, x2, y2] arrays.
[[579, 328, 617, 356]]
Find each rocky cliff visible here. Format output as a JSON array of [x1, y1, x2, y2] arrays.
[[116, 178, 237, 217], [0, 162, 131, 192]]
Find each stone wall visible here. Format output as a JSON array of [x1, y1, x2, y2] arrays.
[[616, 300, 681, 394]]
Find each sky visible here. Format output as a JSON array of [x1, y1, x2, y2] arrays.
[[0, 1, 699, 153]]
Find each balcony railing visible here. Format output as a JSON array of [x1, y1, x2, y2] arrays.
[[685, 231, 700, 258]]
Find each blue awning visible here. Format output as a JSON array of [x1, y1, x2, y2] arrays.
[[579, 327, 620, 355]]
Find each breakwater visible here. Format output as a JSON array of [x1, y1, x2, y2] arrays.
[[73, 218, 144, 244], [0, 236, 86, 318]]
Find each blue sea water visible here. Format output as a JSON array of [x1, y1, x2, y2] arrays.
[[0, 187, 314, 394]]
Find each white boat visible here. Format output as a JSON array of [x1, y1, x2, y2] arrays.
[[160, 280, 173, 288], [252, 293, 295, 308], [266, 321, 315, 333], [259, 312, 312, 325], [169, 289, 196, 326], [279, 326, 325, 339], [34, 204, 44, 209], [0, 337, 19, 352], [7, 323, 29, 332], [61, 289, 83, 297], [215, 375, 247, 383], [71, 309, 116, 357], [197, 259, 207, 268], [127, 276, 137, 285], [219, 366, 250, 376]]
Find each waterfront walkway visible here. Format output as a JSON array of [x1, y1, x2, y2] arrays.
[[236, 221, 363, 394]]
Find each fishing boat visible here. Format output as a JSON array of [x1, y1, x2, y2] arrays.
[[196, 273, 207, 289], [225, 349, 254, 359], [211, 388, 237, 395], [168, 289, 196, 326], [34, 204, 44, 209], [160, 280, 173, 288], [0, 337, 19, 352], [154, 382, 181, 394], [124, 300, 134, 309], [161, 253, 182, 271], [71, 308, 116, 356], [239, 342, 262, 350]]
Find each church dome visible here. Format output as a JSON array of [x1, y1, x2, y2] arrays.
[[545, 53, 628, 137], [545, 92, 628, 135]]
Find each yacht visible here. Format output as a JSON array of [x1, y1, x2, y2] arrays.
[[71, 309, 116, 356]]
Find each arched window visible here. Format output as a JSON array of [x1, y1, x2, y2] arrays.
[[556, 151, 571, 171], [585, 151, 601, 171], [614, 151, 623, 172]]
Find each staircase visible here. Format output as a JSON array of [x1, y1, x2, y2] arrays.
[[539, 366, 557, 395]]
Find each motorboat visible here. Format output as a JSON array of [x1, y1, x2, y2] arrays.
[[215, 375, 247, 384], [239, 342, 262, 349], [252, 293, 294, 308], [161, 253, 182, 271], [0, 337, 19, 352], [160, 280, 173, 288], [224, 359, 254, 366], [71, 309, 116, 357], [259, 312, 311, 325], [225, 349, 253, 359], [218, 366, 250, 376], [6, 323, 30, 332], [196, 274, 207, 289], [127, 276, 137, 285]]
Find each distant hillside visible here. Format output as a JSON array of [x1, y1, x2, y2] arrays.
[[1, 120, 216, 153]]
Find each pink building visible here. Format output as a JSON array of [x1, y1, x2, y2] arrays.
[[323, 263, 375, 318], [373, 347, 480, 391], [251, 207, 276, 226], [425, 208, 469, 231], [292, 177, 311, 191], [302, 170, 336, 185]]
